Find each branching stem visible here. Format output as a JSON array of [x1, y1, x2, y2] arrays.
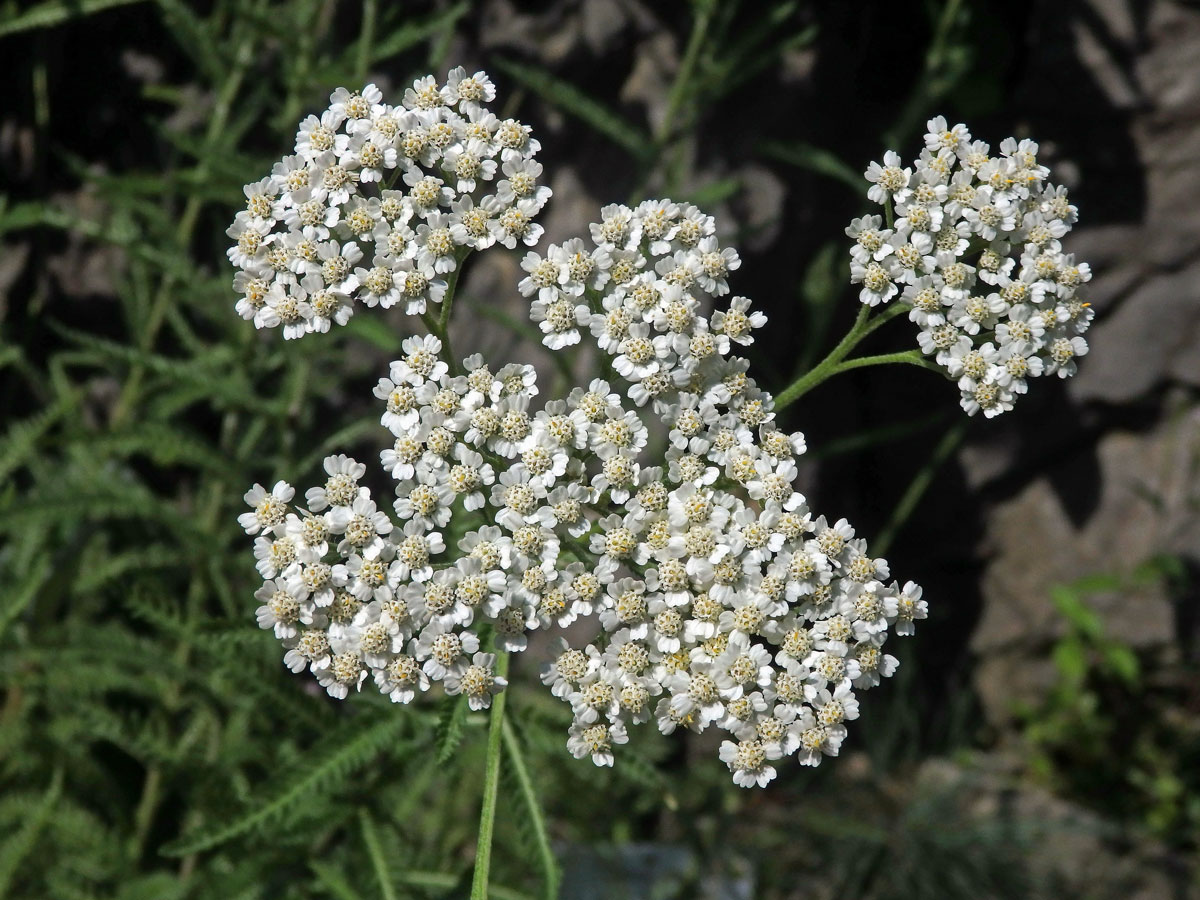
[[775, 302, 919, 409]]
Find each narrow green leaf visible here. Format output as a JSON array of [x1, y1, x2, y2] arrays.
[[801, 242, 840, 309], [0, 555, 52, 641], [1052, 638, 1087, 684], [370, 1, 470, 62], [295, 418, 381, 477], [359, 812, 397, 900], [0, 392, 77, 484], [0, 199, 61, 234], [493, 59, 653, 160], [342, 313, 401, 352], [502, 720, 560, 900], [0, 768, 63, 896], [1103, 645, 1140, 686], [0, 0, 147, 37], [683, 177, 741, 209], [303, 1, 471, 89], [796, 241, 842, 369], [0, 343, 21, 370], [49, 321, 282, 415], [695, 10, 815, 99], [73, 545, 180, 593], [760, 140, 865, 193], [1050, 587, 1103, 640], [153, 0, 226, 84], [91, 422, 232, 473], [310, 861, 365, 900]]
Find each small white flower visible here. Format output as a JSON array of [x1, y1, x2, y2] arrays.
[[255, 578, 308, 640], [567, 720, 628, 767], [719, 737, 779, 788], [864, 150, 912, 205], [239, 481, 294, 536], [444, 651, 507, 710], [1043, 334, 1089, 378]]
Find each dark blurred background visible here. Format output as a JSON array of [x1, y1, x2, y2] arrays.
[[1, 0, 1198, 897]]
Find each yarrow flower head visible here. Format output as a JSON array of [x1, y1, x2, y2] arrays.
[[228, 68, 549, 338], [235, 73, 925, 789], [849, 116, 1093, 417]]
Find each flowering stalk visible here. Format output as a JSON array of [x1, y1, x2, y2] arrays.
[[236, 72, 928, 795], [470, 650, 510, 900], [227, 68, 1096, 887]]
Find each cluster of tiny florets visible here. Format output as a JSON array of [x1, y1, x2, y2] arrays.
[[227, 69, 548, 338], [237, 78, 927, 789], [516, 201, 923, 786], [849, 116, 1094, 417], [241, 458, 504, 710]]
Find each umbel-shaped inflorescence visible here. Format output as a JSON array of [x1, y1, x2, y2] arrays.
[[237, 73, 926, 789], [850, 116, 1094, 417], [227, 68, 548, 338]]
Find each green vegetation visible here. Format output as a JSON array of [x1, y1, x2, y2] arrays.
[[0, 0, 1195, 897]]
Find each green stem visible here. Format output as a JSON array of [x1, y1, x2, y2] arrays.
[[658, 0, 715, 145], [439, 250, 469, 333], [356, 0, 377, 85], [833, 349, 942, 375], [501, 719, 559, 900], [883, 0, 966, 149], [421, 310, 457, 376], [873, 417, 970, 557], [422, 249, 469, 372], [470, 651, 511, 900], [633, 0, 715, 197], [854, 300, 911, 340], [128, 767, 162, 860], [775, 303, 911, 410]]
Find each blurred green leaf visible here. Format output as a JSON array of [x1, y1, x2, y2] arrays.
[[435, 694, 469, 766], [760, 140, 864, 193], [369, 1, 470, 64], [161, 713, 412, 856], [493, 58, 654, 161], [0, 0, 147, 36], [1051, 638, 1087, 685], [683, 177, 741, 209], [0, 768, 62, 896]]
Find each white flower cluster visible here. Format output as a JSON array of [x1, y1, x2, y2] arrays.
[[234, 76, 927, 788], [238, 199, 928, 787], [227, 69, 549, 338], [848, 116, 1095, 417], [240, 468, 512, 709], [511, 201, 925, 786]]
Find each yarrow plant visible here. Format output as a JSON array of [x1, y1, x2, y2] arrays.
[[849, 116, 1094, 417], [230, 68, 1092, 893]]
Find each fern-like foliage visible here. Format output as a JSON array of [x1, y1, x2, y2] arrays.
[[162, 713, 416, 856]]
